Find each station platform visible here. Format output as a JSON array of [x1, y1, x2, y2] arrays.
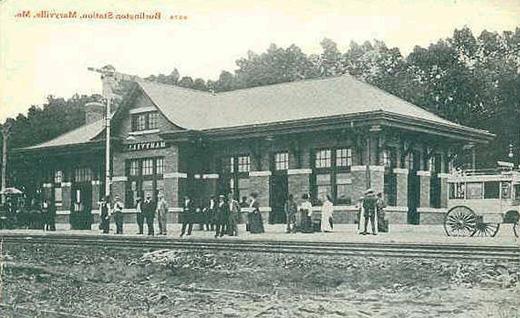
[[1, 223, 519, 247]]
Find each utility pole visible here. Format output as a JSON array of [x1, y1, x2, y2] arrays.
[[1, 121, 12, 204], [87, 65, 140, 199]]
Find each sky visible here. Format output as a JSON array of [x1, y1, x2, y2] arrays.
[[0, 0, 519, 123]]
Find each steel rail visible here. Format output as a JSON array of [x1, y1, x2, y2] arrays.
[[1, 233, 519, 262]]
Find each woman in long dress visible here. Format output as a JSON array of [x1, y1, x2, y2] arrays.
[[300, 194, 313, 233], [249, 192, 264, 234], [321, 194, 333, 232]]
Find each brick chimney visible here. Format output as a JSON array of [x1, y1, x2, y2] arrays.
[[85, 101, 105, 124]]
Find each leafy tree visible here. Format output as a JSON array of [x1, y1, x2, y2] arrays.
[[177, 76, 194, 88]]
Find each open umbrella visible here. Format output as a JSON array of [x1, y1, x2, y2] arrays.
[[0, 187, 23, 195]]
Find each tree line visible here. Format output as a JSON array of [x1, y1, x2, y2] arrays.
[[2, 26, 519, 168]]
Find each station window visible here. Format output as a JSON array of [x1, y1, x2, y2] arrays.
[[125, 157, 165, 208], [74, 167, 92, 183], [315, 149, 332, 168], [483, 181, 500, 199], [155, 158, 164, 175], [131, 111, 160, 131], [274, 152, 289, 171], [129, 160, 139, 176], [336, 148, 352, 167], [237, 155, 250, 173], [142, 159, 154, 176], [316, 174, 332, 201], [148, 112, 159, 130]]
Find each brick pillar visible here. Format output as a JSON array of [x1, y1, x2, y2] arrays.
[[393, 168, 408, 207], [368, 165, 384, 195], [350, 165, 368, 202], [111, 176, 126, 204], [417, 170, 431, 208], [91, 180, 101, 211], [61, 182, 72, 210], [287, 169, 311, 201], [42, 183, 53, 202], [164, 172, 185, 208], [201, 173, 219, 198], [249, 171, 271, 222], [438, 173, 450, 208]]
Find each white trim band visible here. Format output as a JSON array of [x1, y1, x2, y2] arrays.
[[128, 129, 160, 136], [416, 171, 431, 177], [369, 165, 385, 172], [249, 171, 272, 177], [417, 207, 447, 213], [61, 182, 72, 187], [129, 106, 156, 114], [164, 172, 188, 179], [194, 174, 201, 179], [385, 206, 409, 212], [287, 168, 312, 175], [393, 168, 409, 175], [202, 174, 219, 179], [169, 207, 183, 212], [350, 165, 367, 171], [42, 183, 53, 188], [437, 173, 451, 178], [112, 176, 128, 182], [259, 207, 272, 212], [91, 180, 101, 185]]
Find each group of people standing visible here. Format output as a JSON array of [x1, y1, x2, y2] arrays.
[[359, 189, 387, 235], [0, 197, 57, 230], [98, 191, 266, 237], [180, 192, 265, 238], [284, 193, 335, 234], [283, 189, 387, 235]]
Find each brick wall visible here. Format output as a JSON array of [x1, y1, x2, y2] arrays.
[[417, 171, 431, 208], [350, 166, 367, 203], [393, 169, 408, 207], [249, 173, 270, 207], [287, 172, 310, 201]]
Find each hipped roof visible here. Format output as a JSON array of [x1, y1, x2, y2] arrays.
[[20, 74, 493, 151]]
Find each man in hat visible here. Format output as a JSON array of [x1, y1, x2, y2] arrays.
[[99, 195, 110, 234], [156, 192, 169, 235], [135, 196, 144, 234], [180, 195, 194, 237], [228, 192, 240, 236], [362, 189, 377, 235], [113, 195, 124, 234], [214, 194, 229, 238], [142, 193, 156, 236]]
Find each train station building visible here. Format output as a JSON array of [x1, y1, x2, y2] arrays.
[[13, 74, 494, 224]]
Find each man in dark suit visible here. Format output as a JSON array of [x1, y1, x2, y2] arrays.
[[205, 195, 216, 231], [180, 195, 194, 237], [141, 194, 156, 236], [214, 194, 229, 238]]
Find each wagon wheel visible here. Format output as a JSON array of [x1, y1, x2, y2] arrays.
[[444, 206, 477, 237], [471, 222, 500, 237], [514, 221, 519, 238]]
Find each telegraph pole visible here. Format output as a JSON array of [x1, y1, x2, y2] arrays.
[[88, 65, 117, 199], [1, 121, 12, 204], [88, 65, 140, 199]]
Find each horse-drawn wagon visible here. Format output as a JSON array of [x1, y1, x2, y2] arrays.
[[445, 167, 520, 237]]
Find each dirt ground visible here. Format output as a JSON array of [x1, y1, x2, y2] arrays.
[[0, 243, 519, 317]]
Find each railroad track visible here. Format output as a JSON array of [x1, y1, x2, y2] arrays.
[[1, 233, 519, 262]]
